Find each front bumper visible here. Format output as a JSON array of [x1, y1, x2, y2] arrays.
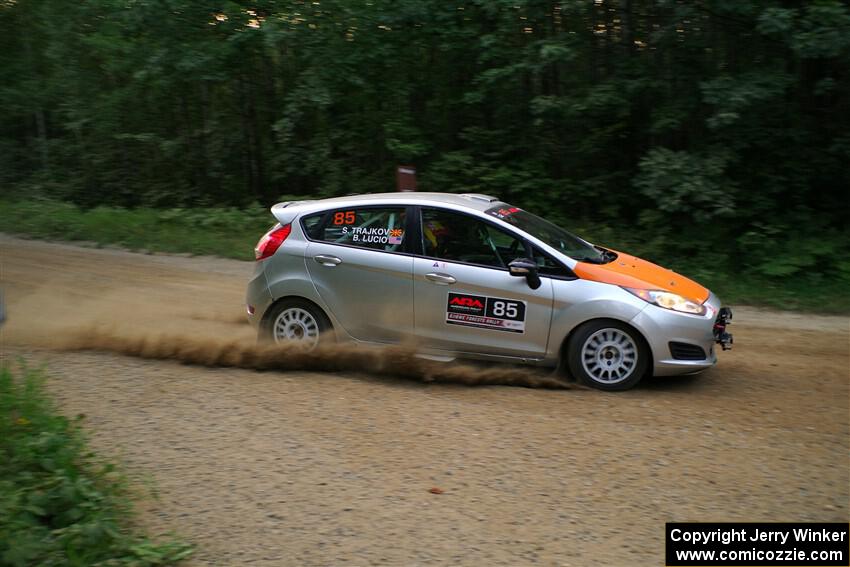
[[630, 292, 732, 377]]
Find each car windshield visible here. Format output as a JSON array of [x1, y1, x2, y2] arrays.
[[485, 205, 605, 263]]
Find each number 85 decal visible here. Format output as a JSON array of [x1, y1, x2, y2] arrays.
[[333, 211, 356, 225], [491, 301, 518, 319], [486, 299, 524, 321]]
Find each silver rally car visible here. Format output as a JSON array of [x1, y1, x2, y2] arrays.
[[246, 192, 733, 390]]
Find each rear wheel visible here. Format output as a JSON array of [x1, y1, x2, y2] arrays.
[[261, 299, 331, 350], [567, 320, 648, 391]]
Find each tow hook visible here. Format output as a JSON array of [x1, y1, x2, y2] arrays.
[[713, 307, 733, 351]]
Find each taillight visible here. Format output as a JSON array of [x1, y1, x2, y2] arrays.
[[255, 224, 292, 261]]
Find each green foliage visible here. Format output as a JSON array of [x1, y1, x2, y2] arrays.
[[1, 0, 848, 308], [0, 364, 193, 566], [758, 2, 850, 59], [634, 148, 735, 221], [0, 199, 270, 260], [700, 71, 792, 130]]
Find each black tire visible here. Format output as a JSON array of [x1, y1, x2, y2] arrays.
[[566, 319, 648, 391], [260, 298, 332, 350]]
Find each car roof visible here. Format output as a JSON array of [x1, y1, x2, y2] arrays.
[[280, 192, 507, 214]]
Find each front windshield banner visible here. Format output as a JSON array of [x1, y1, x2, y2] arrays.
[[489, 206, 522, 220]]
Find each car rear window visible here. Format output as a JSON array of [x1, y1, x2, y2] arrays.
[[302, 207, 408, 252], [301, 213, 325, 240]]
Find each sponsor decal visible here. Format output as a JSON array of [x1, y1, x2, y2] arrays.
[[388, 228, 404, 245], [446, 293, 526, 333]]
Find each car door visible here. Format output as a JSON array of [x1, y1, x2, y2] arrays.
[[413, 207, 554, 359], [303, 205, 414, 343]]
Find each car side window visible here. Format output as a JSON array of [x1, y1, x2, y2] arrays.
[[421, 208, 522, 268], [304, 207, 407, 252]]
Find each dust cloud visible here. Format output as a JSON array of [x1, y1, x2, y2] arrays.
[[58, 327, 569, 389], [3, 283, 569, 390]]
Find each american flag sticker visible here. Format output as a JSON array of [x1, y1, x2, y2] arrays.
[[388, 228, 404, 245]]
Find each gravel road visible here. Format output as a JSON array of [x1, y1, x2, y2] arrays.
[[1, 234, 848, 566]]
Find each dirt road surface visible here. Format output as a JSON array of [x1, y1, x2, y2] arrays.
[[1, 234, 848, 566]]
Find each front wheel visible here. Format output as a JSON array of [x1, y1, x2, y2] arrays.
[[261, 299, 332, 351], [566, 320, 648, 391]]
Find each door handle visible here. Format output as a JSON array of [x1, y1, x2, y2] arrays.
[[425, 272, 456, 285], [313, 254, 342, 267]]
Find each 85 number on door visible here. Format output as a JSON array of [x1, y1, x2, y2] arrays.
[[486, 299, 525, 321]]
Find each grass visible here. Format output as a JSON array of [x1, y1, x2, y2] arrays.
[[0, 198, 271, 261], [1, 197, 847, 313], [0, 364, 192, 566], [687, 272, 850, 314]]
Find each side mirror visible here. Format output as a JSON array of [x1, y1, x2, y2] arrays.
[[508, 258, 536, 276], [508, 258, 541, 290]]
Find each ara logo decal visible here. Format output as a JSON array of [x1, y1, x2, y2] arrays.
[[450, 296, 484, 309], [446, 293, 487, 316]]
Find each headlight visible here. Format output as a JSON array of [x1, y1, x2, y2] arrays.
[[623, 287, 707, 316]]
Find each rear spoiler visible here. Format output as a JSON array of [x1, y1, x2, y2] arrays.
[[271, 200, 314, 225]]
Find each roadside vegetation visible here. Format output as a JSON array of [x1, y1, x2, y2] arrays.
[[2, 197, 847, 313], [0, 198, 272, 260], [2, 2, 849, 314], [0, 364, 192, 566]]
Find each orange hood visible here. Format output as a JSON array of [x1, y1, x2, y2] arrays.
[[573, 251, 710, 304]]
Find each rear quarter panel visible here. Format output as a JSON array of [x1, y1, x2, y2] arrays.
[[259, 222, 351, 341]]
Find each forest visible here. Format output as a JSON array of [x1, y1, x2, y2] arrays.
[[1, 0, 848, 302]]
